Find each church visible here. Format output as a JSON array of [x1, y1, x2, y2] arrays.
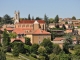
[[1, 11, 51, 44]]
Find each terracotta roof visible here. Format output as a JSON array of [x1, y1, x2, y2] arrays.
[[54, 37, 65, 41], [33, 29, 51, 34], [65, 29, 72, 33], [13, 28, 26, 34], [19, 20, 45, 24], [6, 28, 13, 31], [12, 28, 33, 34]]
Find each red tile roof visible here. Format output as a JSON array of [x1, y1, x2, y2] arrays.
[[13, 28, 26, 34], [19, 20, 45, 24], [12, 28, 33, 34], [33, 29, 51, 34], [5, 28, 13, 31], [54, 37, 65, 41]]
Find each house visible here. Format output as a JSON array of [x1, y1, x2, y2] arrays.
[[9, 20, 51, 44], [64, 29, 72, 33], [52, 37, 65, 48]]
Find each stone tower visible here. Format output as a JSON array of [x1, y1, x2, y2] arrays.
[[14, 10, 20, 24], [33, 20, 39, 31]]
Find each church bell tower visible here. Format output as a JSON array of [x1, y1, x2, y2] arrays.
[[14, 10, 20, 24]]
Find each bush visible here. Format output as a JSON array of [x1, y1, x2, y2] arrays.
[[31, 44, 39, 54], [24, 44, 31, 54], [38, 55, 45, 60], [6, 46, 11, 52], [12, 43, 19, 57], [0, 47, 6, 60], [30, 53, 37, 58]]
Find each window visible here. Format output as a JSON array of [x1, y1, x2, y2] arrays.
[[39, 41, 41, 44], [30, 25, 33, 27], [26, 25, 29, 27], [22, 25, 25, 27]]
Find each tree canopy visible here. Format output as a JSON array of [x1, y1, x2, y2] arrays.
[[3, 14, 13, 24], [72, 16, 76, 20], [35, 17, 42, 20], [55, 15, 59, 23], [28, 14, 31, 20], [41, 38, 53, 54]]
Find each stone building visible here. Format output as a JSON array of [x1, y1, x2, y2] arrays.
[[1, 11, 51, 44]]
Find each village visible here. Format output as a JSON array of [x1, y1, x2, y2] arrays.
[[0, 11, 80, 48], [0, 10, 80, 60]]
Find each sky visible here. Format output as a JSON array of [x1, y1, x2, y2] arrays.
[[0, 0, 80, 19]]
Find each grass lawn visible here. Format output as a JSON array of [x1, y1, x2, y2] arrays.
[[6, 53, 26, 60], [20, 54, 38, 60], [6, 52, 37, 60]]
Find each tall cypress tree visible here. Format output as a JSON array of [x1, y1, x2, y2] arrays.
[[28, 14, 31, 20], [2, 29, 10, 52], [2, 29, 10, 46], [55, 15, 59, 23], [44, 14, 49, 31]]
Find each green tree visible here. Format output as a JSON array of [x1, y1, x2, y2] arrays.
[[62, 24, 66, 30], [0, 17, 2, 22], [12, 43, 19, 57], [38, 46, 46, 55], [17, 42, 25, 53], [55, 24, 59, 28], [28, 14, 31, 20], [65, 21, 68, 24], [55, 15, 59, 23], [49, 18, 54, 23], [59, 52, 71, 60], [41, 38, 53, 54], [0, 47, 6, 60], [3, 14, 13, 24], [44, 14, 49, 30], [38, 55, 45, 60], [63, 34, 73, 53], [2, 29, 10, 52], [63, 41, 69, 54], [72, 16, 76, 20], [31, 44, 39, 54], [24, 18, 27, 20], [24, 44, 31, 53], [32, 16, 34, 20], [63, 36, 73, 54], [53, 44, 61, 55], [35, 17, 42, 20], [51, 32, 55, 40], [74, 45, 80, 56], [49, 53, 59, 60], [25, 37, 32, 46], [2, 29, 10, 46], [9, 32, 17, 38]]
